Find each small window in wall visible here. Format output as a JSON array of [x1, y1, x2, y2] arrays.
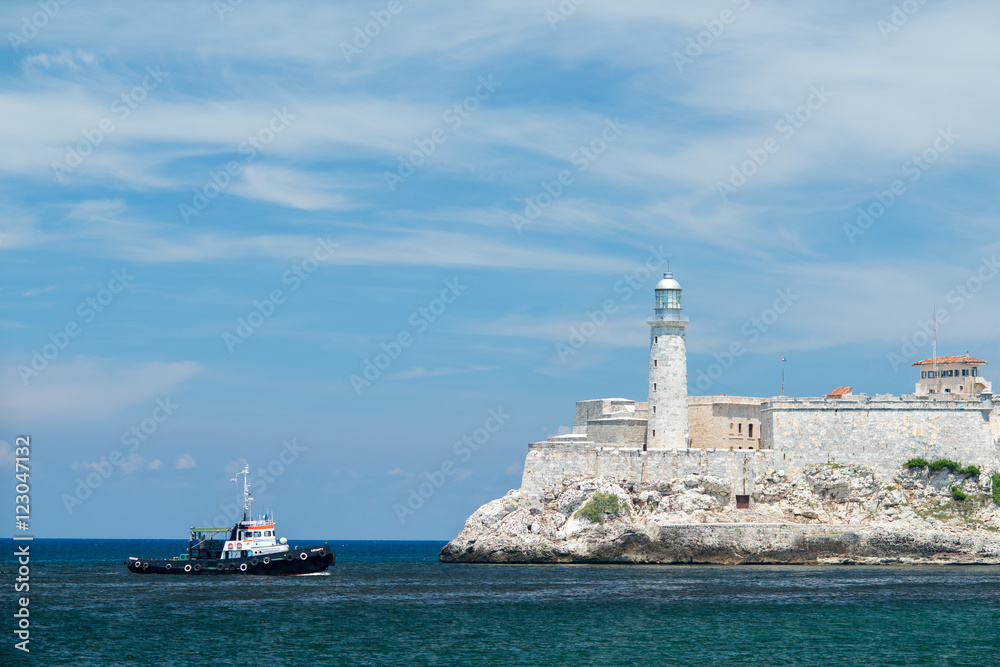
[[729, 422, 734, 435], [945, 388, 951, 393], [652, 430, 655, 437], [652, 406, 656, 414], [973, 368, 978, 377], [738, 423, 742, 435], [748, 423, 754, 438], [654, 336, 658, 344], [921, 371, 927, 379], [736, 495, 750, 509], [653, 383, 656, 391], [654, 359, 657, 367]]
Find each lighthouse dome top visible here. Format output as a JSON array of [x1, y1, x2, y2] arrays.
[[655, 273, 681, 291]]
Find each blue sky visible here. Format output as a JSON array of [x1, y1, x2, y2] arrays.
[[2, 0, 999, 540]]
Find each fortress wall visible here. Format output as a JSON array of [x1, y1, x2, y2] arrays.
[[585, 418, 648, 447], [517, 397, 1000, 509], [573, 399, 643, 434], [689, 396, 764, 450], [991, 405, 1000, 444], [762, 398, 1000, 477], [519, 444, 772, 508]]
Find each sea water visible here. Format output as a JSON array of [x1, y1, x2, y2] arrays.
[[3, 539, 999, 666]]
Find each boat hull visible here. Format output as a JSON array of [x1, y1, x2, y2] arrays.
[[126, 546, 334, 575]]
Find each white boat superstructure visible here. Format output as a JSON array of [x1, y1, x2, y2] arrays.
[[219, 465, 291, 559]]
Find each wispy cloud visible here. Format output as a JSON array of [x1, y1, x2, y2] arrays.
[[0, 358, 200, 419]]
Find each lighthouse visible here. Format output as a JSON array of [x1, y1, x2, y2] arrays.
[[646, 272, 689, 450]]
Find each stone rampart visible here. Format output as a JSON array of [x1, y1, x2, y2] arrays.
[[518, 394, 999, 510], [585, 417, 648, 447], [520, 443, 769, 508], [762, 395, 999, 477]]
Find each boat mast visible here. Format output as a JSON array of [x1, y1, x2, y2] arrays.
[[239, 464, 253, 521]]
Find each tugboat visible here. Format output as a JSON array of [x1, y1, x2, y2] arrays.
[[125, 465, 334, 575]]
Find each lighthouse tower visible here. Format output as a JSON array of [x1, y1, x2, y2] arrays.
[[646, 272, 689, 450]]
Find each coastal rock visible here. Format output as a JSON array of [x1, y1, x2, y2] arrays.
[[440, 464, 1000, 564]]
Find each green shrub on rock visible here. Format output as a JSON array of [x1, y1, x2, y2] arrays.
[[907, 458, 979, 477], [992, 474, 1000, 506], [950, 485, 967, 501], [929, 459, 962, 472], [575, 492, 628, 524]]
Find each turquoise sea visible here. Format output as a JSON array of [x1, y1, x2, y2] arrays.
[[3, 539, 1000, 666]]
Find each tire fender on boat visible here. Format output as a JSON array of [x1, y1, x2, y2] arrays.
[[194, 564, 201, 572], [184, 564, 192, 572], [299, 551, 308, 561], [251, 558, 259, 566], [284, 554, 293, 561], [239, 563, 248, 572], [165, 564, 172, 570], [217, 561, 225, 570], [263, 556, 270, 564]]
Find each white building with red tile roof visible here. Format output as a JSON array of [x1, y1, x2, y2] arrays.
[[913, 355, 991, 396]]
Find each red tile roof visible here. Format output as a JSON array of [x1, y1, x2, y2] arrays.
[[913, 355, 987, 366], [827, 386, 853, 397]]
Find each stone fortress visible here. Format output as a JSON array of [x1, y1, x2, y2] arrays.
[[442, 273, 1000, 564]]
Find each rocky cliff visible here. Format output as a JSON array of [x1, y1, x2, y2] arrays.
[[440, 463, 1000, 564]]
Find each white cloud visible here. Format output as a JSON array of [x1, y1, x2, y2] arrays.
[[22, 285, 56, 297], [392, 366, 496, 380], [175, 454, 196, 470], [0, 357, 200, 420], [120, 453, 145, 473], [0, 441, 14, 466], [229, 164, 357, 211]]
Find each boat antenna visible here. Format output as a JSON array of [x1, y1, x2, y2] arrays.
[[239, 464, 253, 521]]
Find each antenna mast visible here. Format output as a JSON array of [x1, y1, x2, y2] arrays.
[[239, 465, 253, 521], [932, 305, 939, 395]]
